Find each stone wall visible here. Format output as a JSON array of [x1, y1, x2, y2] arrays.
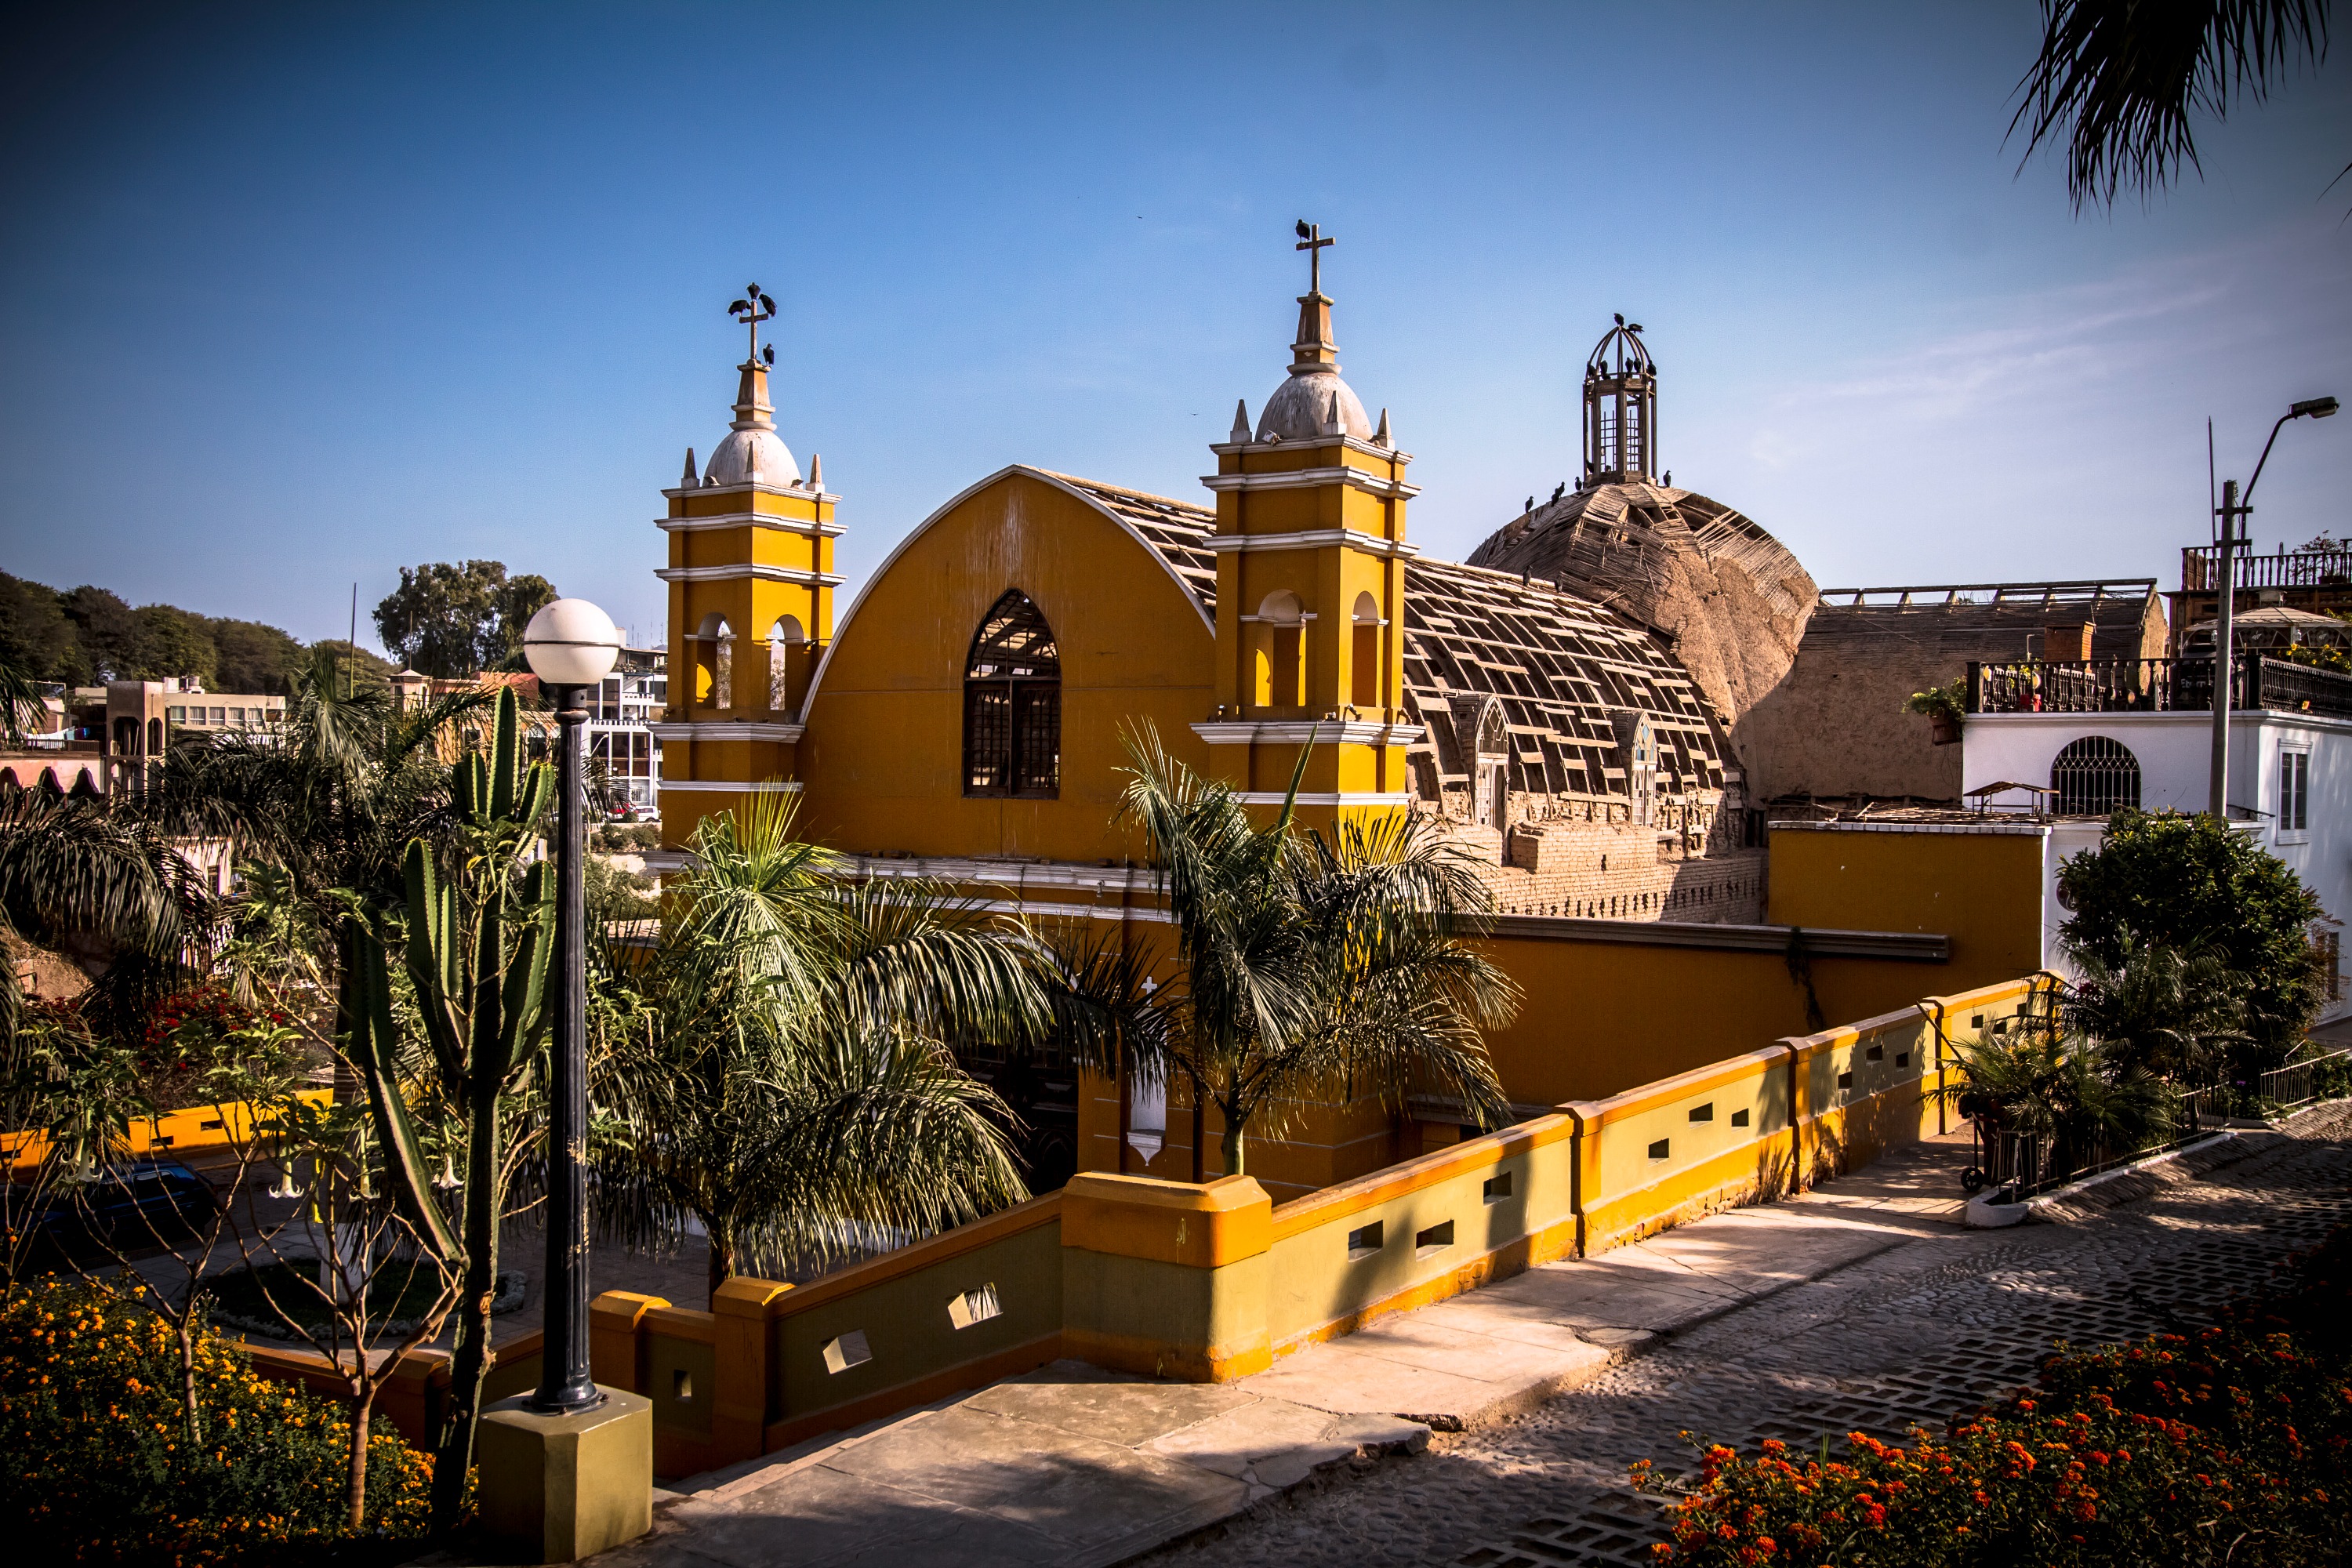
[[1445, 815, 1766, 923]]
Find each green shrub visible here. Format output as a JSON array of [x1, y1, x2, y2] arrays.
[[0, 1282, 434, 1563], [1641, 1226, 2352, 1565]]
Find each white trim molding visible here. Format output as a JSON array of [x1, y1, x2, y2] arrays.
[[1207, 433, 1414, 465], [662, 481, 842, 503], [655, 564, 848, 587], [1200, 466, 1420, 502], [657, 510, 843, 539], [1192, 720, 1425, 746], [1205, 528, 1418, 560], [1231, 790, 1413, 806], [657, 779, 804, 793], [648, 720, 806, 742]]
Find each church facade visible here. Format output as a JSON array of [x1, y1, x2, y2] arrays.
[[650, 244, 1816, 1197]]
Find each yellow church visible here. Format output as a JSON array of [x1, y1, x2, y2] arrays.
[[647, 236, 1924, 1203]]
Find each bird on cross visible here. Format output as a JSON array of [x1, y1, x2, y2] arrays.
[[1294, 220, 1334, 296], [728, 283, 778, 364]]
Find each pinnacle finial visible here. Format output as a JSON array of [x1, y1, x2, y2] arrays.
[[681, 448, 697, 487], [1323, 391, 1344, 437], [1374, 408, 1392, 448], [1230, 399, 1250, 444], [809, 452, 823, 491]]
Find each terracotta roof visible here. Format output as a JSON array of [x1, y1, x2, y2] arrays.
[[1051, 472, 1727, 800]]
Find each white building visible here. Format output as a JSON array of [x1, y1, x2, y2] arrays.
[[1960, 652, 2350, 1020]]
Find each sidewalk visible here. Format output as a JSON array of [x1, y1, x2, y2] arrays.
[[588, 1135, 1978, 1567]]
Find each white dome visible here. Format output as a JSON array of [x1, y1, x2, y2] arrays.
[[704, 427, 800, 488], [1257, 371, 1372, 442]]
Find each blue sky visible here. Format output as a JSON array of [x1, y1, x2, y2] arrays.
[[2, 3, 2345, 649]]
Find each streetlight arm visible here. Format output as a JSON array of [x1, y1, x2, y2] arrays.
[[2241, 412, 2297, 509]]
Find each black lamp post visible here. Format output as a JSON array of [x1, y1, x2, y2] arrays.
[[521, 597, 622, 1414], [2209, 396, 2339, 820]]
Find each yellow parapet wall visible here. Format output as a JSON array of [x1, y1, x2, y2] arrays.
[[238, 977, 2053, 1476], [5, 1091, 334, 1171]]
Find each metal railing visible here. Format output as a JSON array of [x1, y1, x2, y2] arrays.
[[2258, 1048, 2352, 1109], [2182, 545, 2352, 593], [1968, 655, 2352, 719]]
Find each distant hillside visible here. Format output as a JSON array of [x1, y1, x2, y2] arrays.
[[0, 570, 310, 693]]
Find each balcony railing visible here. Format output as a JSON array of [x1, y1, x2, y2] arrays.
[[1968, 655, 2352, 719], [2181, 545, 2352, 593]]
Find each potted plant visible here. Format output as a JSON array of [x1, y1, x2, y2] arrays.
[[1904, 678, 1966, 745]]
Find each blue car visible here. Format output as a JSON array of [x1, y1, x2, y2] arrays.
[[23, 1160, 217, 1269]]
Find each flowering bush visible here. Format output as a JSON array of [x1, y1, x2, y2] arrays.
[[0, 1282, 433, 1564], [1642, 1225, 2352, 1566]]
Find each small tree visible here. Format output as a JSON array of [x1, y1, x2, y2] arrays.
[[1115, 726, 1516, 1177], [2058, 809, 2322, 1071], [2059, 932, 2248, 1083]]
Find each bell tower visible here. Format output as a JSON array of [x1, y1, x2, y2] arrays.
[[1193, 224, 1421, 829], [652, 285, 844, 858]]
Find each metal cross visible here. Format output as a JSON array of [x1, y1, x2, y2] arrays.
[[1294, 221, 1334, 296], [729, 283, 777, 362]]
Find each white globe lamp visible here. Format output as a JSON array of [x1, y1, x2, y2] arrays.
[[521, 597, 622, 688]]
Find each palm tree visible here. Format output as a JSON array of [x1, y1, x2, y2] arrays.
[[1114, 725, 1516, 1179], [2013, 0, 2338, 210], [1945, 1030, 2176, 1167], [594, 793, 1036, 1301], [2059, 932, 2247, 1083]]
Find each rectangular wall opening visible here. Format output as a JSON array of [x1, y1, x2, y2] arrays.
[[1647, 1138, 1671, 1160], [671, 1369, 693, 1402], [1483, 1171, 1513, 1203], [1414, 1220, 1455, 1257], [821, 1330, 874, 1375], [1837, 1070, 1854, 1091], [1689, 1103, 1714, 1123], [1346, 1221, 1385, 1261], [1730, 1109, 1751, 1127], [947, 1284, 1002, 1330]]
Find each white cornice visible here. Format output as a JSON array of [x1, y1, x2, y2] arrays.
[[1206, 528, 1419, 560], [1207, 434, 1415, 464], [1200, 466, 1420, 501], [1191, 720, 1425, 746], [656, 779, 804, 793], [648, 721, 805, 742], [662, 481, 840, 503], [657, 510, 843, 539], [655, 564, 848, 587], [1231, 790, 1414, 806]]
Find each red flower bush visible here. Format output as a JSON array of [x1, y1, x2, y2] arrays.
[[1642, 1226, 2352, 1566]]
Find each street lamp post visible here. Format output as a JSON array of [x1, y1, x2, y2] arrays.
[[2209, 397, 2339, 821], [521, 597, 622, 1415]]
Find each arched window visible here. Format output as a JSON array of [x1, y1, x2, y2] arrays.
[[1473, 699, 1509, 829], [767, 615, 804, 710], [1350, 591, 1381, 711], [695, 613, 733, 708], [1254, 590, 1305, 710], [964, 590, 1060, 797], [147, 717, 164, 754], [2052, 735, 2140, 816]]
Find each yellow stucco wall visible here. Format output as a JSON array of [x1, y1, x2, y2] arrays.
[[1766, 826, 2047, 993], [1471, 934, 1954, 1107], [793, 469, 1218, 864]]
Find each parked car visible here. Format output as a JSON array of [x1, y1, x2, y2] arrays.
[[20, 1160, 216, 1269]]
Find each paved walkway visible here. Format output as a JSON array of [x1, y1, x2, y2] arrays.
[[586, 1112, 2349, 1567]]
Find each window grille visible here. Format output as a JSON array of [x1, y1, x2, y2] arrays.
[[2050, 735, 2140, 815], [964, 590, 1060, 798]]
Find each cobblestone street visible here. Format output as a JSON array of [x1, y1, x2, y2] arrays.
[[1145, 1106, 2352, 1568]]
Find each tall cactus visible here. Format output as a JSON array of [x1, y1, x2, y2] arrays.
[[351, 688, 553, 1530]]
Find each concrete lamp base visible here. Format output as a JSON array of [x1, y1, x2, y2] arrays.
[[477, 1386, 654, 1563]]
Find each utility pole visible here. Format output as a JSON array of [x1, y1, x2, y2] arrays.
[[2208, 395, 2341, 821], [2208, 478, 2241, 819]]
